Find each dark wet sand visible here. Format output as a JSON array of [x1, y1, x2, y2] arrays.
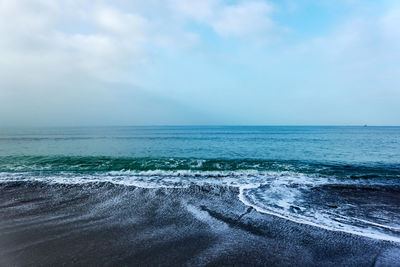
[[1, 182, 399, 266]]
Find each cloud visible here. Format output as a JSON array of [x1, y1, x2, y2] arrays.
[[0, 2, 139, 84], [0, 0, 209, 126], [0, 0, 208, 86], [94, 7, 148, 39], [212, 1, 275, 38], [0, 0, 281, 101], [2, 0, 396, 126], [286, 1, 400, 77], [274, 1, 400, 124], [169, 0, 220, 21], [170, 0, 278, 39], [1, 0, 279, 88]]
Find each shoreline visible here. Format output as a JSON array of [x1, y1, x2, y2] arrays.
[[238, 186, 400, 244], [1, 182, 400, 266]]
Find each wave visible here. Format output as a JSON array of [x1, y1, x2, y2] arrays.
[[239, 183, 400, 243], [1, 171, 399, 243], [1, 156, 399, 180], [1, 156, 400, 243]]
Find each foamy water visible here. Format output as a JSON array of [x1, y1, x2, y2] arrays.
[[1, 168, 399, 243]]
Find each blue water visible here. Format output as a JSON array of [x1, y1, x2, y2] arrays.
[[1, 126, 400, 162], [1, 126, 400, 241]]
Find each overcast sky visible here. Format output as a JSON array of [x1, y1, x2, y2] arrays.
[[0, 0, 399, 126]]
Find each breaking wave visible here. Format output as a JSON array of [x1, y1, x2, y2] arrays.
[[1, 156, 400, 243]]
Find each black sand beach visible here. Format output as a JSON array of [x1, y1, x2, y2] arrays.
[[1, 182, 399, 266]]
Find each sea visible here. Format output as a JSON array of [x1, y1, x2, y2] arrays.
[[1, 126, 400, 243]]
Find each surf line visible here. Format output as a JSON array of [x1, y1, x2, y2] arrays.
[[238, 185, 400, 243]]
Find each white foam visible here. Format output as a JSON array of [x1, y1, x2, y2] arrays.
[[324, 211, 400, 232], [238, 186, 400, 243], [1, 170, 399, 243]]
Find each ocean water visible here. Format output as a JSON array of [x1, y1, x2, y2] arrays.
[[1, 126, 400, 242]]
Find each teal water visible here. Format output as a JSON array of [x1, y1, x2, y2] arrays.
[[1, 126, 400, 162], [1, 126, 400, 241]]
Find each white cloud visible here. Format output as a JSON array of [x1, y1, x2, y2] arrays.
[[0, 0, 208, 92], [169, 0, 220, 21], [95, 7, 148, 37], [0, 0, 280, 96], [212, 1, 275, 38], [170, 0, 278, 39], [1, 0, 265, 125]]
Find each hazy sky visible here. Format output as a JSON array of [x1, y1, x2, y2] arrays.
[[1, 0, 399, 126]]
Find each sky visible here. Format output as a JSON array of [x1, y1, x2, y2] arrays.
[[0, 0, 399, 126]]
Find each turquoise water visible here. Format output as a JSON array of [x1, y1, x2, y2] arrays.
[[1, 126, 400, 241], [1, 126, 400, 163]]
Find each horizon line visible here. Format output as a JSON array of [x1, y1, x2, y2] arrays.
[[1, 124, 400, 128]]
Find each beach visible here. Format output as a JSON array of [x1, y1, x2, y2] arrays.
[[1, 181, 399, 266]]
